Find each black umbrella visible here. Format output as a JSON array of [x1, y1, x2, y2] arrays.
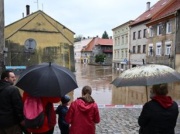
[[16, 62, 78, 97]]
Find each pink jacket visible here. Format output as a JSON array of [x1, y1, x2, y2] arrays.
[[65, 98, 100, 134]]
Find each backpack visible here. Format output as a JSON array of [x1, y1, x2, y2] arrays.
[[24, 96, 45, 129]]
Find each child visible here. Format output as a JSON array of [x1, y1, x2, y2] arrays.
[[56, 95, 70, 134]]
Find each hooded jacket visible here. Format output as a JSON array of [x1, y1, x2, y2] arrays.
[[0, 80, 24, 128], [22, 92, 60, 133], [138, 95, 179, 134], [65, 98, 100, 134]]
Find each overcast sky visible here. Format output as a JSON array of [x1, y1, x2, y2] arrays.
[[4, 0, 158, 38]]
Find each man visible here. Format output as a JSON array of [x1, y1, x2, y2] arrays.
[[0, 70, 24, 134]]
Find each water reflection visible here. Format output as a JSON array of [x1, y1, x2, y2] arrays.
[[71, 63, 180, 105]]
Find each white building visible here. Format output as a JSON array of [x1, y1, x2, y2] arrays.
[[74, 38, 93, 63]]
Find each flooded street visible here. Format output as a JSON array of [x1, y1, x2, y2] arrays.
[[72, 63, 180, 105], [73, 63, 114, 104], [17, 63, 180, 105]]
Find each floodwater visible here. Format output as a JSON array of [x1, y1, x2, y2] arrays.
[[72, 63, 180, 105], [17, 63, 180, 105]]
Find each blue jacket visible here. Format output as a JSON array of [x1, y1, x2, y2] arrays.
[[56, 105, 69, 127]]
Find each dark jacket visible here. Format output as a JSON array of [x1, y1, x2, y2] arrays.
[[138, 96, 179, 134], [0, 80, 24, 128], [56, 105, 69, 127]]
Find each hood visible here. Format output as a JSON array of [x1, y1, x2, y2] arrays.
[[152, 95, 173, 109], [0, 80, 11, 92], [76, 98, 95, 112]]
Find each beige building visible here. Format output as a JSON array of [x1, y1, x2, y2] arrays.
[[112, 20, 133, 71], [4, 6, 75, 71]]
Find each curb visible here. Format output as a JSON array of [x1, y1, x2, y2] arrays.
[[97, 104, 143, 108]]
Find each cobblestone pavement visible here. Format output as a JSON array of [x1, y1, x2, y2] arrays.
[[54, 108, 180, 134]]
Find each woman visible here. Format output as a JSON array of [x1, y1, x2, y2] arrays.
[[138, 83, 179, 134], [22, 92, 60, 134], [65, 86, 100, 134]]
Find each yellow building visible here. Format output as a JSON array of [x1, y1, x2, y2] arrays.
[[4, 9, 75, 71]]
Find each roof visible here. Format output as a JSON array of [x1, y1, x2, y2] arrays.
[[147, 0, 180, 24], [5, 10, 75, 44], [82, 38, 113, 52], [130, 0, 171, 26], [112, 20, 134, 30]]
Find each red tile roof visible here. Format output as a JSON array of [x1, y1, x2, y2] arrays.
[[150, 0, 180, 22], [130, 0, 171, 26], [96, 38, 113, 46], [81, 38, 113, 52]]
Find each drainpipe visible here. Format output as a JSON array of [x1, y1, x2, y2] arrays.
[[174, 11, 179, 70], [0, 0, 5, 72]]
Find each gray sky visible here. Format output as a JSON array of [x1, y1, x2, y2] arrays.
[[4, 0, 157, 38]]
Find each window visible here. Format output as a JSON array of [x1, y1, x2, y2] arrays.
[[156, 42, 162, 55], [165, 41, 172, 55], [149, 27, 154, 37], [126, 34, 128, 44], [133, 32, 136, 40], [121, 50, 124, 58], [137, 45, 141, 53], [143, 29, 147, 38], [138, 30, 141, 39], [118, 37, 120, 45], [143, 45, 146, 53], [148, 44, 153, 56], [157, 24, 162, 35], [166, 45, 171, 55], [122, 35, 124, 45], [133, 46, 136, 53], [166, 22, 172, 34]]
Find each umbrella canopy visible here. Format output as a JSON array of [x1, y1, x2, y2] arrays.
[[16, 62, 78, 97], [111, 64, 180, 87]]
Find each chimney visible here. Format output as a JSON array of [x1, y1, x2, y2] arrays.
[[26, 5, 30, 16], [22, 13, 24, 18], [146, 2, 150, 11]]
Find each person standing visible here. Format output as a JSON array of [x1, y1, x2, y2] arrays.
[[65, 85, 100, 134], [138, 83, 179, 134], [56, 95, 70, 134], [22, 92, 60, 134], [0, 70, 24, 134]]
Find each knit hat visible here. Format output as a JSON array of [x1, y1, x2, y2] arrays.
[[61, 95, 70, 104]]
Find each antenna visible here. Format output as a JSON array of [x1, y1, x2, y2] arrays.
[[34, 0, 39, 10]]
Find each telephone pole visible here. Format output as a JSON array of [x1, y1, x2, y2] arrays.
[[0, 0, 5, 72]]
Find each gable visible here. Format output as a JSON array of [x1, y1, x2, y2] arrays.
[[20, 13, 59, 33]]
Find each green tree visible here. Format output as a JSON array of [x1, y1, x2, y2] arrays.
[[102, 31, 109, 39], [95, 54, 106, 63]]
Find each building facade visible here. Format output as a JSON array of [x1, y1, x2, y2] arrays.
[[74, 38, 93, 63], [4, 7, 75, 71], [112, 20, 133, 71]]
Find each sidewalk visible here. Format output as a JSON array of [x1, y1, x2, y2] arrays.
[[54, 107, 180, 134]]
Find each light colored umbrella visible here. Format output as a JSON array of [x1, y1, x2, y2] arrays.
[[111, 64, 180, 101]]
